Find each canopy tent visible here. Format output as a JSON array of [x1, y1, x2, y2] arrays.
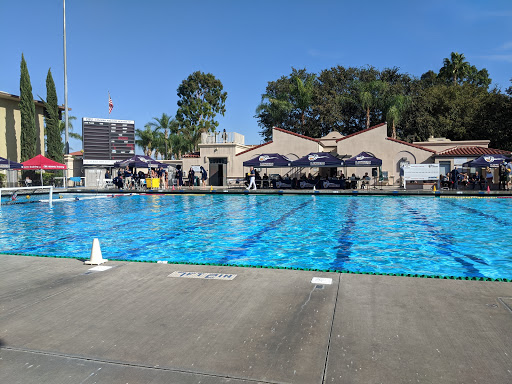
[[343, 151, 382, 167], [462, 154, 511, 168], [21, 154, 67, 170], [291, 152, 345, 167], [243, 153, 291, 168], [114, 155, 166, 169], [19, 154, 67, 186], [0, 156, 23, 169]]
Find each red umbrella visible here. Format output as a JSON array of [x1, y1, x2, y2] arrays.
[[20, 155, 66, 186]]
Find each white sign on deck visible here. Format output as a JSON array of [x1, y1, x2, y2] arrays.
[[168, 271, 237, 281], [402, 164, 440, 181], [311, 277, 332, 285]]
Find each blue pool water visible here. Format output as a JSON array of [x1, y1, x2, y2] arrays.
[[1, 194, 511, 280]]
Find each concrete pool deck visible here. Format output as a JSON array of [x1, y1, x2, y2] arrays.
[[1, 254, 511, 383]]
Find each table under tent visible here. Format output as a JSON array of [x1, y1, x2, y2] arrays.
[[242, 153, 292, 189], [290, 152, 345, 189]]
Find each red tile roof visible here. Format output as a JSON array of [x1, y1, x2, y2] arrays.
[[435, 146, 511, 156], [69, 150, 83, 156], [335, 122, 387, 143], [235, 141, 273, 156], [386, 138, 436, 153], [182, 152, 200, 158], [273, 127, 320, 143]]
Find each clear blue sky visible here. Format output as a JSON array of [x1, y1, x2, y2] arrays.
[[1, 0, 511, 152]]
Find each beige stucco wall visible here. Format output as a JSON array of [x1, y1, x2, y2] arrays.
[[0, 95, 45, 161], [336, 124, 434, 184], [232, 128, 323, 178]]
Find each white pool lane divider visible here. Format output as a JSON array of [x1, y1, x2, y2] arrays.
[[168, 271, 237, 281]]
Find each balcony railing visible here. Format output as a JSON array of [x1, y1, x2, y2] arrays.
[[201, 131, 244, 145]]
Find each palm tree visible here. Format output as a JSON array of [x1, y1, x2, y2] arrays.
[[386, 95, 409, 139], [135, 123, 155, 156], [147, 113, 178, 159], [290, 74, 316, 129], [440, 52, 469, 85], [356, 80, 387, 129], [169, 131, 189, 159], [58, 115, 81, 141]]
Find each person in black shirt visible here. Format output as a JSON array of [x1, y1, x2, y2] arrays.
[[188, 167, 195, 189], [499, 160, 507, 190], [200, 166, 207, 187]]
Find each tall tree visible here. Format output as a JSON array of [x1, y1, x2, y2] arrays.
[[256, 68, 319, 140], [147, 113, 178, 159], [135, 124, 155, 156], [43, 68, 63, 162], [355, 79, 387, 129], [290, 74, 316, 129], [386, 94, 409, 139], [19, 54, 37, 161], [176, 71, 227, 151], [439, 52, 470, 85]]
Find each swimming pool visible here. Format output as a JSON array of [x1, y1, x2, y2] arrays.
[[1, 194, 511, 280]]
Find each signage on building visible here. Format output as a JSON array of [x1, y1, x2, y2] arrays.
[[82, 117, 135, 165]]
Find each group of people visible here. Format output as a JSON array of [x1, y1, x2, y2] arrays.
[[110, 166, 170, 189], [175, 166, 208, 189], [245, 167, 372, 190], [441, 161, 512, 190]]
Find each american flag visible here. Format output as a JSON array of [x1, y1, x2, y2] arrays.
[[108, 93, 114, 114]]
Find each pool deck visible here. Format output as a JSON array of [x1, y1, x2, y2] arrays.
[[1, 254, 511, 383]]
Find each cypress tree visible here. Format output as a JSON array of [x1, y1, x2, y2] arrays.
[[45, 68, 63, 162], [19, 53, 37, 161]]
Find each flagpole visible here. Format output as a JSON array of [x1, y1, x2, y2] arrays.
[[63, 0, 69, 187]]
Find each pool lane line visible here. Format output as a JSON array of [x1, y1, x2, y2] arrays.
[[444, 199, 510, 227], [400, 200, 488, 268], [398, 200, 486, 278], [329, 198, 358, 271], [123, 196, 269, 256], [9, 194, 216, 255], [1, 252, 510, 282], [217, 199, 314, 264]]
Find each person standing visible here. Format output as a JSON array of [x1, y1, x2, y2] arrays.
[[247, 166, 257, 190], [176, 167, 183, 189], [498, 160, 507, 190], [200, 166, 207, 187], [506, 160, 512, 191], [188, 167, 195, 189], [485, 166, 493, 190], [450, 166, 460, 190]]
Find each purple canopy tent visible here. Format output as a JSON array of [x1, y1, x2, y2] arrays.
[[114, 155, 166, 169], [0, 156, 23, 169], [343, 151, 382, 167], [462, 154, 511, 168], [290, 152, 345, 167], [243, 153, 291, 168]]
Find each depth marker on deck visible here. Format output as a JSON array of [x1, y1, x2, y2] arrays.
[[311, 277, 332, 285], [168, 271, 237, 280]]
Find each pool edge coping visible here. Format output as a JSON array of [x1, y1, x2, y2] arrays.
[[1, 252, 510, 283]]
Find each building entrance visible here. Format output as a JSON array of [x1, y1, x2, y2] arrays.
[[209, 158, 227, 186]]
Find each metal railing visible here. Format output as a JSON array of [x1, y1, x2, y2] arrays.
[[201, 132, 244, 145]]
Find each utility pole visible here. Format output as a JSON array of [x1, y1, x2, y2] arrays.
[[63, 0, 69, 185]]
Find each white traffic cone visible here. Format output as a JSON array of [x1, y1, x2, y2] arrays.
[[85, 238, 108, 265]]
